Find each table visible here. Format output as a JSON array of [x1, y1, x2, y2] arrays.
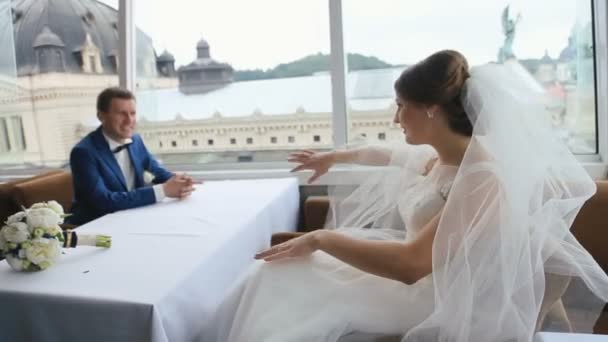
[[0, 178, 299, 342]]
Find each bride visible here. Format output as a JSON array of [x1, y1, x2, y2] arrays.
[[210, 50, 608, 342]]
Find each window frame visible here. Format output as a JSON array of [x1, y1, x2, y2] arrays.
[[118, 0, 608, 182], [5, 0, 603, 183]]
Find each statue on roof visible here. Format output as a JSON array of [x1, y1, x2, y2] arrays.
[[498, 5, 521, 63]]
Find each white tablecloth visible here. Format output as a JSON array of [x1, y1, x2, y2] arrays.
[[0, 178, 299, 342]]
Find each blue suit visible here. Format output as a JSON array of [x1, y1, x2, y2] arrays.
[[67, 126, 173, 225]]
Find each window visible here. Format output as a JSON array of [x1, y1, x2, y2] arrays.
[[0, 0, 122, 167], [237, 154, 253, 162], [207, 139, 214, 146], [343, 0, 598, 154], [0, 119, 9, 152], [0, 0, 603, 172], [10, 117, 26, 150], [89, 56, 97, 73], [134, 0, 332, 166], [313, 135, 321, 142], [192, 139, 198, 146]]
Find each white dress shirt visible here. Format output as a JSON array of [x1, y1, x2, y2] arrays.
[[103, 133, 165, 202]]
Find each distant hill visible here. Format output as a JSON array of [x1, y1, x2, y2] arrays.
[[234, 53, 393, 81]]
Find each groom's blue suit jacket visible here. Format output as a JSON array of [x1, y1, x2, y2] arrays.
[[67, 126, 173, 225]]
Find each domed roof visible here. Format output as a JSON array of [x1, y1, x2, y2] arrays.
[[12, 0, 158, 76], [32, 26, 65, 48], [179, 38, 232, 72], [559, 44, 576, 62], [196, 38, 209, 49], [157, 49, 175, 62], [540, 50, 553, 64]]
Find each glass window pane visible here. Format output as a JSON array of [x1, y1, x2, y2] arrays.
[[0, 0, 18, 164], [0, 118, 9, 152], [0, 0, 122, 168], [134, 0, 331, 168], [343, 0, 597, 154]]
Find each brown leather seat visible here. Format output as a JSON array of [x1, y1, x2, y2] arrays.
[[570, 180, 608, 334], [304, 196, 330, 231], [10, 170, 73, 214], [0, 170, 63, 224], [571, 181, 608, 274]]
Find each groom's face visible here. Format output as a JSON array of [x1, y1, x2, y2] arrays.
[[99, 98, 137, 142]]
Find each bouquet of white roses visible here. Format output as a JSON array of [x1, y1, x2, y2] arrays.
[[0, 201, 111, 272]]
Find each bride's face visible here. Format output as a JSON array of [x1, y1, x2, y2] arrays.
[[394, 96, 433, 145]]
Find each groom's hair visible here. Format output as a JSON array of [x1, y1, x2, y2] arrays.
[[394, 50, 473, 137], [97, 87, 136, 114]]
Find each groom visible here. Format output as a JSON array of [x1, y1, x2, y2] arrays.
[[67, 87, 195, 225]]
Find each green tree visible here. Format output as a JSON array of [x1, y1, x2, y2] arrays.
[[234, 53, 392, 81]]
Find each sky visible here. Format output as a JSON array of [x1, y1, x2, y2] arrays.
[[102, 0, 592, 70]]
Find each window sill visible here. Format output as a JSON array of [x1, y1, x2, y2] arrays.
[[186, 162, 608, 186], [1, 162, 606, 185]]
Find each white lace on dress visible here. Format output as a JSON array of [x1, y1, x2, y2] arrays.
[[398, 163, 457, 240]]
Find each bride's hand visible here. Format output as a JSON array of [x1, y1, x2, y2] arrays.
[[288, 150, 335, 184], [255, 231, 324, 262]]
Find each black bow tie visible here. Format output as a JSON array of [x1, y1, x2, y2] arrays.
[[112, 143, 131, 154]]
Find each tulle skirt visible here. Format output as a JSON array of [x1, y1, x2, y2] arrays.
[[209, 229, 435, 342]]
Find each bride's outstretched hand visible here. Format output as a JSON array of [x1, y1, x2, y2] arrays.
[[288, 150, 334, 184], [255, 231, 323, 262]]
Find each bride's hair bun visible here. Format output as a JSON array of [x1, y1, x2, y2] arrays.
[[394, 50, 473, 136]]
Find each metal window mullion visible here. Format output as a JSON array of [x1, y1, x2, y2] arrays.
[[328, 0, 348, 148], [118, 0, 135, 91], [594, 0, 608, 162]]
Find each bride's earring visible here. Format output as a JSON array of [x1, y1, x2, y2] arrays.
[[426, 110, 434, 119]]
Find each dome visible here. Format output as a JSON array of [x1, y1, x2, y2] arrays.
[[559, 45, 576, 62], [157, 50, 175, 62], [12, 0, 158, 76], [540, 50, 553, 64], [32, 26, 65, 48], [196, 38, 209, 49]]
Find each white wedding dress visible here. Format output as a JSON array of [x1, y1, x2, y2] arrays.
[[205, 61, 608, 342], [212, 159, 458, 342]]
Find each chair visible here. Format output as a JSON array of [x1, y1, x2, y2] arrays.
[[570, 180, 608, 334], [10, 170, 73, 213], [9, 170, 75, 230], [0, 170, 63, 224]]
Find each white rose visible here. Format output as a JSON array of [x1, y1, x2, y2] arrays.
[[6, 211, 26, 225], [47, 201, 65, 224], [6, 255, 24, 271], [45, 225, 61, 237], [1, 222, 30, 243], [25, 238, 61, 265], [46, 201, 65, 216], [26, 208, 61, 230], [30, 203, 46, 210]]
